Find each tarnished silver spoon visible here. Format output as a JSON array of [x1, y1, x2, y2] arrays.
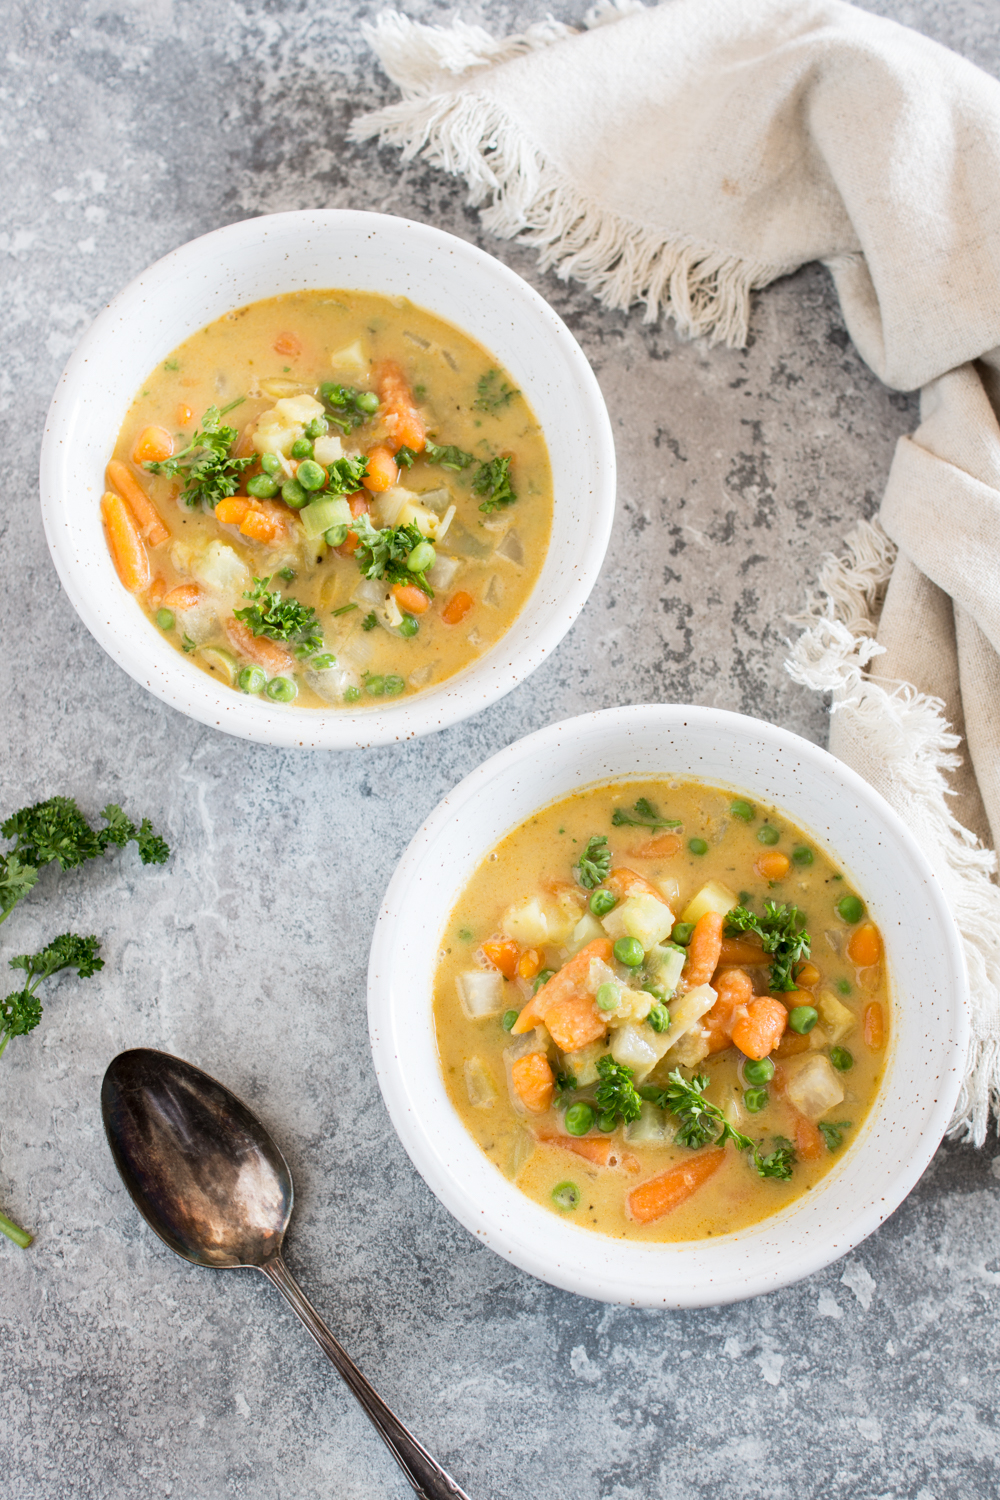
[[101, 1048, 470, 1500]]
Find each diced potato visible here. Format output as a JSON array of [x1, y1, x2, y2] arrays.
[[609, 1022, 659, 1077], [670, 1029, 711, 1068], [656, 876, 680, 906], [170, 541, 195, 576], [275, 394, 325, 426], [253, 412, 296, 456], [566, 912, 606, 955], [784, 1055, 845, 1120], [681, 880, 739, 925], [601, 892, 674, 951], [398, 499, 441, 538], [562, 1039, 608, 1086], [464, 1057, 497, 1109], [611, 986, 658, 1024], [663, 983, 716, 1051], [312, 433, 344, 465], [456, 970, 506, 1020], [501, 897, 551, 948], [623, 1101, 668, 1144], [330, 340, 368, 376], [646, 944, 686, 996], [816, 989, 856, 1044], [586, 957, 619, 996], [548, 886, 587, 943], [195, 540, 250, 595]]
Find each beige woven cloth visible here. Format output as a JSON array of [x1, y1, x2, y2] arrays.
[[353, 0, 1000, 1138]]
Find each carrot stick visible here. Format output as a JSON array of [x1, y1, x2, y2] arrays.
[[847, 922, 882, 968], [631, 832, 682, 858], [131, 426, 173, 465], [682, 910, 724, 988], [717, 937, 766, 966], [510, 1054, 555, 1114], [393, 584, 431, 615], [376, 360, 426, 453], [604, 867, 668, 903], [704, 967, 753, 1054], [100, 491, 149, 593], [224, 618, 293, 674], [511, 939, 612, 1034], [441, 590, 474, 626], [239, 508, 280, 544], [361, 445, 398, 493], [215, 496, 251, 526], [161, 583, 201, 612], [627, 1148, 726, 1223], [106, 460, 169, 547], [731, 994, 787, 1060], [482, 939, 520, 980], [754, 851, 790, 881], [794, 1114, 824, 1161], [537, 1133, 640, 1173], [864, 1001, 885, 1050]]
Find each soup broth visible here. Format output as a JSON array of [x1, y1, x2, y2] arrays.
[[101, 291, 553, 708], [433, 780, 889, 1243]]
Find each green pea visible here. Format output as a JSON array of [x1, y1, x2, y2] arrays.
[[836, 894, 865, 924], [597, 1110, 617, 1133], [564, 1102, 595, 1137], [265, 676, 297, 703], [296, 459, 326, 491], [282, 478, 308, 508], [642, 983, 668, 1002], [290, 437, 314, 460], [343, 686, 361, 703], [595, 982, 619, 1013], [688, 837, 708, 856], [356, 391, 380, 414], [246, 473, 279, 499], [590, 890, 618, 916], [646, 1003, 670, 1033], [304, 416, 329, 439], [155, 608, 175, 631], [744, 1087, 769, 1113], [836, 978, 852, 996], [260, 452, 282, 476], [757, 825, 780, 846], [237, 666, 266, 695], [551, 1181, 580, 1211], [324, 523, 349, 546], [398, 616, 419, 638], [383, 675, 406, 696], [309, 654, 337, 671], [533, 969, 555, 994], [613, 936, 645, 968], [792, 845, 814, 866], [365, 675, 386, 696], [830, 1046, 854, 1071], [730, 799, 755, 822], [501, 1009, 519, 1032], [406, 540, 436, 573], [788, 1005, 818, 1035], [743, 1057, 775, 1084], [671, 922, 695, 946]]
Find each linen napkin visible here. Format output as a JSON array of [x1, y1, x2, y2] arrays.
[[352, 0, 1000, 1140]]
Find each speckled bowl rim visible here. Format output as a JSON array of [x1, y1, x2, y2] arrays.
[[38, 210, 616, 749], [368, 704, 969, 1308]]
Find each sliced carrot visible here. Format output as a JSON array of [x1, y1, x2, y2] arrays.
[[176, 403, 193, 426], [100, 491, 149, 593], [847, 922, 882, 969], [215, 496, 252, 526], [774, 1030, 811, 1058], [273, 332, 302, 358], [682, 910, 724, 988], [537, 1132, 641, 1173], [795, 961, 821, 989], [794, 1114, 824, 1161], [441, 590, 474, 626], [718, 937, 766, 966], [161, 583, 201, 612], [224, 617, 293, 674], [239, 508, 280, 544], [393, 584, 431, 615], [376, 360, 426, 454], [511, 938, 613, 1041], [754, 851, 790, 882], [131, 425, 173, 465], [603, 867, 668, 904], [511, 1054, 555, 1114], [631, 832, 682, 859], [106, 459, 169, 547], [627, 1148, 726, 1224], [361, 445, 398, 493], [482, 939, 520, 980], [543, 994, 609, 1053], [731, 994, 787, 1061], [517, 948, 543, 981], [864, 1001, 885, 1051], [704, 968, 753, 1054]]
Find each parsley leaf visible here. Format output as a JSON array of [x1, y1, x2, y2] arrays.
[[724, 902, 811, 992], [234, 577, 323, 657], [817, 1120, 853, 1153], [0, 853, 38, 922], [646, 1069, 797, 1180], [352, 516, 435, 597], [595, 1055, 642, 1129], [319, 383, 379, 435], [473, 369, 520, 413], [361, 612, 378, 631], [395, 445, 418, 469], [472, 455, 516, 514], [425, 440, 474, 471], [325, 455, 370, 494], [574, 834, 611, 890], [145, 400, 251, 509], [611, 797, 682, 830]]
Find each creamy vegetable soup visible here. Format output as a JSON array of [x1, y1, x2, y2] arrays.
[[433, 781, 889, 1242], [100, 291, 552, 707]]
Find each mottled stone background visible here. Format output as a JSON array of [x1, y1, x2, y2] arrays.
[[3, 2, 1000, 1497]]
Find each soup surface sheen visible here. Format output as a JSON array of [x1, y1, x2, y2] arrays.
[[102, 291, 553, 708], [433, 780, 889, 1243]]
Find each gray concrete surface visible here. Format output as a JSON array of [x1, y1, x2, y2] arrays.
[[2, 2, 999, 1497]]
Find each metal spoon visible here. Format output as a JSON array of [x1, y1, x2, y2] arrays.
[[101, 1047, 471, 1500]]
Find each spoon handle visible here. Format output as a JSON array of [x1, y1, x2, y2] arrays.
[[262, 1256, 472, 1500]]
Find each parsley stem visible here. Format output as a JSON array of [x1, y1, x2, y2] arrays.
[[0, 1207, 32, 1248]]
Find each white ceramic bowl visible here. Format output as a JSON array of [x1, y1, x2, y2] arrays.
[[368, 704, 969, 1308], [39, 211, 615, 748]]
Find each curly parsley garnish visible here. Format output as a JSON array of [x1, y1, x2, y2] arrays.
[[234, 577, 324, 658], [319, 383, 380, 435], [352, 515, 435, 596], [642, 1069, 796, 1180], [473, 369, 520, 413], [145, 399, 251, 509], [818, 1120, 853, 1153], [473, 455, 516, 514], [595, 1056, 642, 1131], [574, 834, 611, 890], [361, 612, 378, 631], [425, 440, 474, 471], [611, 797, 682, 831], [725, 901, 811, 992]]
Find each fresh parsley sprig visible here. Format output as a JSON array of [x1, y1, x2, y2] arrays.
[[352, 515, 435, 597], [574, 835, 611, 890], [725, 901, 811, 992], [425, 440, 474, 471], [233, 577, 324, 658], [595, 1056, 642, 1131], [324, 455, 369, 494], [473, 455, 516, 514], [319, 383, 380, 435], [473, 369, 520, 413], [818, 1120, 853, 1153], [611, 798, 682, 831], [643, 1069, 796, 1180], [145, 399, 251, 509]]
